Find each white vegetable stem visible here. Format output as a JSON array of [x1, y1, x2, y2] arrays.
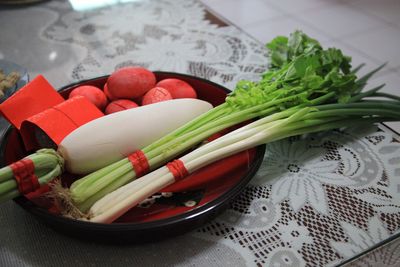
[[89, 166, 174, 223], [58, 99, 212, 174]]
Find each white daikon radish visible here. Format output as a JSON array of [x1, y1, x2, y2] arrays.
[[57, 99, 212, 174]]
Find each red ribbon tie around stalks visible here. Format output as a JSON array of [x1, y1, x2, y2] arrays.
[[128, 150, 149, 177], [167, 160, 189, 182], [10, 158, 40, 194]]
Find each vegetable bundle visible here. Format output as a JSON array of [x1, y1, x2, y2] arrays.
[[0, 149, 63, 203], [89, 101, 400, 223]]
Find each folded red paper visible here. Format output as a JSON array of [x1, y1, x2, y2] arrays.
[[0, 75, 104, 151], [20, 96, 104, 151], [0, 75, 64, 129]]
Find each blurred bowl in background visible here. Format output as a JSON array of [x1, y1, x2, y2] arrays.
[[0, 59, 29, 103]]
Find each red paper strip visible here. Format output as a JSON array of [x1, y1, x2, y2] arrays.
[[9, 158, 40, 194], [128, 150, 149, 177], [0, 75, 64, 129], [166, 160, 189, 182], [20, 96, 104, 151]]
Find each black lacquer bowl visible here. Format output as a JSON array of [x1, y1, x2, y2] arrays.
[[0, 72, 265, 244]]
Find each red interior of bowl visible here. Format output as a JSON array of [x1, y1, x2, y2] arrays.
[[4, 73, 257, 223]]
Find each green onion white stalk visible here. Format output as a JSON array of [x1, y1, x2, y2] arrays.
[[88, 101, 400, 223]]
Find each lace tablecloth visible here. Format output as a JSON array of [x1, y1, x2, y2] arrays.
[[1, 0, 400, 266]]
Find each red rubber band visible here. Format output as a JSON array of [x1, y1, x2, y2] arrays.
[[128, 150, 149, 177], [10, 158, 40, 194], [166, 160, 189, 182]]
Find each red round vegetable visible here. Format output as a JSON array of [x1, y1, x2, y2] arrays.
[[156, 78, 197, 99], [103, 83, 118, 101], [69, 85, 108, 110], [105, 99, 139, 114], [142, 87, 173, 105], [107, 67, 156, 99]]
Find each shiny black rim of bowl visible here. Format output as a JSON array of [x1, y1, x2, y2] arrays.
[[0, 72, 266, 243]]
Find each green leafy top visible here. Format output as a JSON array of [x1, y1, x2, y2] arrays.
[[267, 30, 321, 69], [226, 30, 358, 109]]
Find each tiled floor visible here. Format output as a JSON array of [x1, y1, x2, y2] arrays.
[[201, 0, 400, 132]]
